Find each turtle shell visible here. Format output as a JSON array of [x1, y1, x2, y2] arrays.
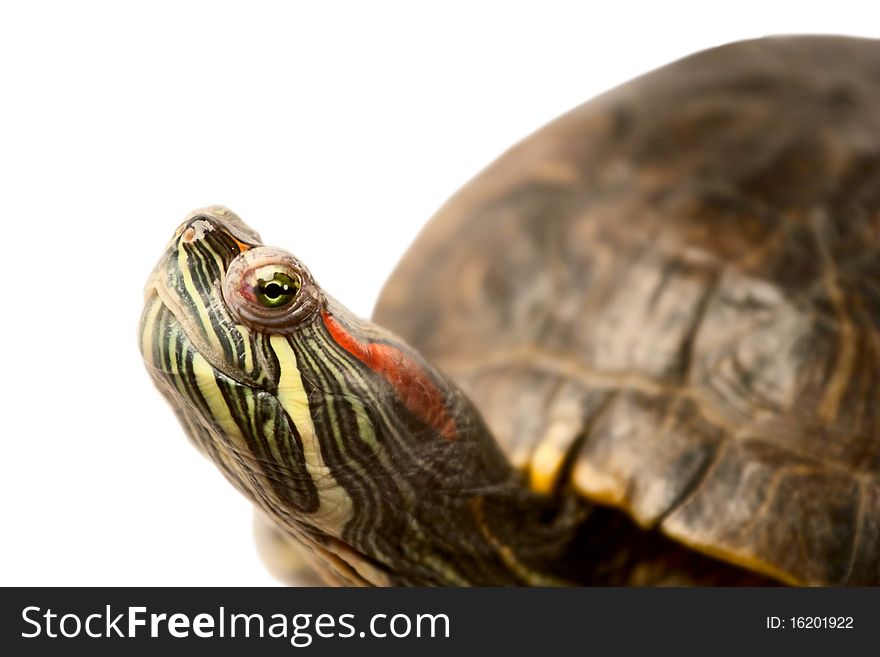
[[374, 36, 880, 585]]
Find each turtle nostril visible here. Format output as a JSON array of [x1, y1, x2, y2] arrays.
[[182, 226, 197, 242]]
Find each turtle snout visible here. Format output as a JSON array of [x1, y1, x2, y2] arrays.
[[179, 205, 264, 248]]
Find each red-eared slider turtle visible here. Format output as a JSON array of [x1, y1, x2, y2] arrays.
[[140, 36, 880, 585]]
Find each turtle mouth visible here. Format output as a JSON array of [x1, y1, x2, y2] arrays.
[[140, 205, 268, 392], [140, 273, 262, 392]]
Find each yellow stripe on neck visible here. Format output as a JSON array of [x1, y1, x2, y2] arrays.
[[270, 334, 353, 534]]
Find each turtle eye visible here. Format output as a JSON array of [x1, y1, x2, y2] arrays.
[[223, 247, 322, 333], [254, 272, 301, 308]]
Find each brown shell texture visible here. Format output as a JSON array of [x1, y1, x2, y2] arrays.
[[374, 36, 880, 585]]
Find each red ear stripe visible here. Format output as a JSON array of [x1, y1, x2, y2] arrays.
[[322, 311, 458, 440]]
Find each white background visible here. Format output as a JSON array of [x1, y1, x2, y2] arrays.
[[1, 1, 876, 586]]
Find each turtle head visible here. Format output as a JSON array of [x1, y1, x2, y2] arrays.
[[140, 207, 574, 585]]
